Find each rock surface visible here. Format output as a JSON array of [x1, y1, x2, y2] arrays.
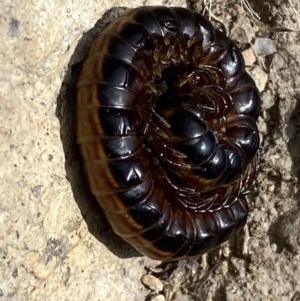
[[1, 0, 300, 300]]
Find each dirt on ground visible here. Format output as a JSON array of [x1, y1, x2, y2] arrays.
[[146, 1, 300, 300]]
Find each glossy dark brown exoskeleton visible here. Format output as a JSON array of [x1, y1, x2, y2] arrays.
[[76, 6, 260, 261]]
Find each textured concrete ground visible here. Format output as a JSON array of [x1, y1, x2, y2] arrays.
[[1, 0, 300, 300]]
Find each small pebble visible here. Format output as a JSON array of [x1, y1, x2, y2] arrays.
[[270, 243, 277, 252], [248, 66, 268, 92], [141, 275, 163, 293], [151, 294, 165, 301], [230, 257, 246, 278], [243, 47, 256, 66], [253, 38, 276, 55]]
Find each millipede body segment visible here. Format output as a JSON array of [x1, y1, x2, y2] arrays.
[[76, 6, 260, 261]]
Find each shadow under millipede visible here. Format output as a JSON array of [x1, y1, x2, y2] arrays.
[[55, 7, 141, 259]]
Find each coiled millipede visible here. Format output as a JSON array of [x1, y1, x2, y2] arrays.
[[76, 6, 260, 261]]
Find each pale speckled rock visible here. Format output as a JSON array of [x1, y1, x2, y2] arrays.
[[2, 1, 300, 301], [0, 0, 186, 300]]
